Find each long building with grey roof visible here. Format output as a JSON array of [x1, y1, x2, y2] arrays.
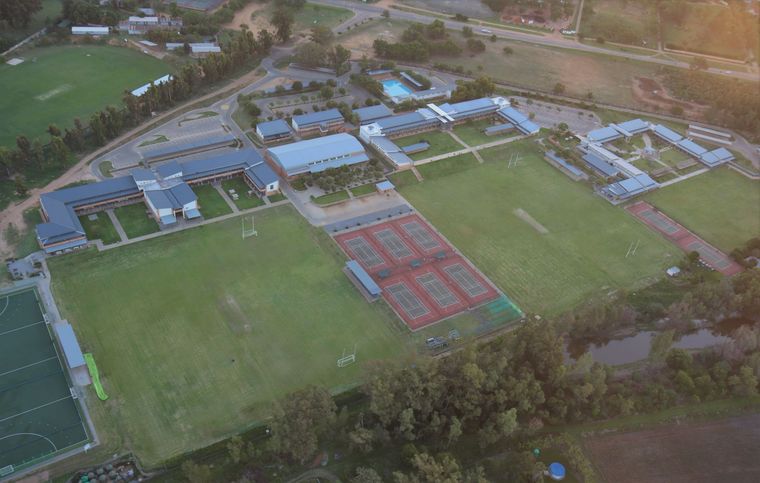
[[291, 108, 345, 136], [266, 133, 369, 178]]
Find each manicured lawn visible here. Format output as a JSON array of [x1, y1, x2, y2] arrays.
[[313, 190, 350, 205], [48, 205, 408, 465], [0, 44, 170, 147], [397, 140, 680, 315], [646, 168, 760, 252], [78, 212, 119, 245], [349, 183, 377, 197], [267, 192, 287, 202], [658, 147, 692, 168], [194, 184, 233, 218], [113, 204, 159, 239], [418, 153, 479, 180], [394, 131, 464, 161], [221, 178, 265, 210], [388, 170, 419, 189], [452, 120, 503, 147]]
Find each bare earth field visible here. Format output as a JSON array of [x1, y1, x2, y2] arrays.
[[584, 413, 760, 483]]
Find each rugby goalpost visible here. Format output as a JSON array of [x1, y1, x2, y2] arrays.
[[625, 239, 640, 258], [242, 215, 258, 239], [337, 345, 357, 368]]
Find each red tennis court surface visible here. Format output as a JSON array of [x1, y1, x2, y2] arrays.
[[627, 201, 743, 276], [334, 214, 499, 330]]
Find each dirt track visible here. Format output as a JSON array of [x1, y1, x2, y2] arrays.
[[584, 413, 760, 483]]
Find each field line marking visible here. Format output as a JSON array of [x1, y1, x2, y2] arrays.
[[0, 296, 9, 318], [0, 395, 73, 424], [0, 432, 58, 451], [0, 356, 57, 378], [0, 320, 45, 337]]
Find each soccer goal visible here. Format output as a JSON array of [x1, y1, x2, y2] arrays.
[[337, 346, 357, 368], [242, 216, 258, 239], [0, 465, 14, 477]]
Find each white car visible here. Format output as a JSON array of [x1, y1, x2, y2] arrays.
[[481, 28, 492, 34]]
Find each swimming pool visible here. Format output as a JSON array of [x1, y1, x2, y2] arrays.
[[381, 79, 413, 98]]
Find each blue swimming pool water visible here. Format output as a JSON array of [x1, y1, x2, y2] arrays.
[[381, 79, 412, 98]]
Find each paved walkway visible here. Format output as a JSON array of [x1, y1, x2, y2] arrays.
[[95, 200, 289, 251], [659, 167, 709, 187], [105, 209, 128, 242], [214, 183, 240, 213], [414, 134, 525, 166]]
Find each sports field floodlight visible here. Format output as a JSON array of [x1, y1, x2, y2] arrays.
[[242, 216, 258, 239]]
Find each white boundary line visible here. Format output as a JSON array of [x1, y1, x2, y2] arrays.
[[0, 432, 58, 451], [0, 296, 9, 319], [0, 356, 57, 379], [0, 396, 73, 424], [0, 321, 45, 338]]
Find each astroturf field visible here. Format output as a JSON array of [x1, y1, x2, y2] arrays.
[[0, 44, 170, 147], [396, 140, 680, 315], [645, 168, 760, 253], [48, 205, 408, 465]]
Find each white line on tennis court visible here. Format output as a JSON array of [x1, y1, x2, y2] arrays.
[[0, 320, 44, 338], [0, 296, 9, 319], [0, 395, 73, 425], [0, 356, 57, 378], [0, 432, 58, 451]]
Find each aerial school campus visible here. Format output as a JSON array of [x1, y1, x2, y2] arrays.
[[0, 0, 759, 481]]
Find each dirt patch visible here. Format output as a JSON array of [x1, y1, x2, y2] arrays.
[[514, 208, 549, 234], [217, 295, 254, 334], [583, 413, 760, 483], [632, 76, 707, 119], [224, 1, 269, 31]]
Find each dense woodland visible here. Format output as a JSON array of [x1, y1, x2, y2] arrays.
[[175, 268, 760, 481]]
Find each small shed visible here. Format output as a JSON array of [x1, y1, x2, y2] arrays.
[[54, 322, 86, 369], [666, 266, 681, 277], [375, 180, 395, 193]]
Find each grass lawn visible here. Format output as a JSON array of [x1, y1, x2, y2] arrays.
[[313, 190, 350, 205], [349, 183, 376, 197], [268, 192, 286, 202], [645, 168, 760, 252], [658, 147, 692, 168], [78, 212, 119, 245], [221, 178, 265, 210], [388, 170, 419, 189], [394, 131, 464, 161], [113, 204, 159, 239], [194, 184, 233, 218], [418, 153, 479, 180], [293, 3, 353, 31], [0, 44, 170, 147], [48, 205, 408, 465], [397, 140, 680, 315], [452, 120, 502, 147], [13, 208, 43, 258]]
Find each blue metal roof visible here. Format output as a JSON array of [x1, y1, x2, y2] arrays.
[[498, 107, 538, 134], [257, 119, 291, 137], [310, 153, 370, 173], [146, 190, 176, 210], [652, 124, 683, 143], [54, 323, 86, 368], [582, 152, 619, 177], [400, 71, 423, 88], [484, 122, 514, 134], [346, 260, 381, 296], [376, 110, 439, 132], [676, 138, 707, 157], [354, 104, 393, 123], [515, 119, 540, 135], [401, 142, 430, 154], [131, 168, 156, 183], [546, 151, 584, 178], [439, 97, 498, 119], [181, 148, 264, 181], [244, 162, 279, 190], [603, 173, 658, 199], [376, 180, 395, 191], [157, 160, 183, 178], [292, 108, 343, 128], [617, 118, 649, 134], [268, 133, 367, 176], [699, 147, 734, 167], [587, 126, 621, 143], [141, 131, 237, 161]]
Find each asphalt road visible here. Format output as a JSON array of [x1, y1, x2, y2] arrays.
[[312, 0, 759, 82]]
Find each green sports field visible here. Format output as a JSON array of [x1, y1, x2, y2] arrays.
[[0, 44, 170, 147], [48, 205, 408, 465], [396, 140, 681, 315], [646, 168, 760, 253]]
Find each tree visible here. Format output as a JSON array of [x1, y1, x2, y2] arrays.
[[271, 386, 336, 462], [553, 82, 566, 95], [462, 26, 473, 38], [294, 41, 327, 67], [47, 124, 61, 137], [502, 46, 513, 55], [49, 136, 69, 167], [226, 435, 244, 464], [446, 416, 462, 447], [271, 7, 294, 43], [466, 38, 486, 53], [14, 178, 28, 197], [649, 330, 675, 361], [320, 85, 334, 100], [310, 25, 334, 45], [291, 80, 303, 91], [180, 460, 211, 483], [382, 9, 390, 19], [329, 44, 351, 74], [257, 29, 274, 54], [352, 467, 383, 483], [0, 0, 42, 28], [395, 453, 463, 483]]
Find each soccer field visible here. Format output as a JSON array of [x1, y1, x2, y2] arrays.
[[396, 141, 680, 315], [0, 45, 170, 147], [646, 168, 760, 252], [48, 205, 408, 465]]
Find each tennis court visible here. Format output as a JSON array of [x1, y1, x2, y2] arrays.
[[0, 288, 88, 477], [374, 228, 414, 260], [334, 214, 501, 330], [401, 221, 441, 251], [627, 201, 743, 276]]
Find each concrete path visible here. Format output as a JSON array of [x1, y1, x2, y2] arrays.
[[414, 134, 525, 166], [214, 183, 240, 213], [659, 167, 709, 187], [447, 131, 470, 149], [96, 200, 289, 251], [105, 209, 128, 242]]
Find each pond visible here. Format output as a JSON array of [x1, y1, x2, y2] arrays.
[[565, 318, 754, 366]]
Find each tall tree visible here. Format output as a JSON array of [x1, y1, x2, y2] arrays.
[[271, 386, 336, 462], [271, 7, 294, 43], [0, 0, 42, 28]]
